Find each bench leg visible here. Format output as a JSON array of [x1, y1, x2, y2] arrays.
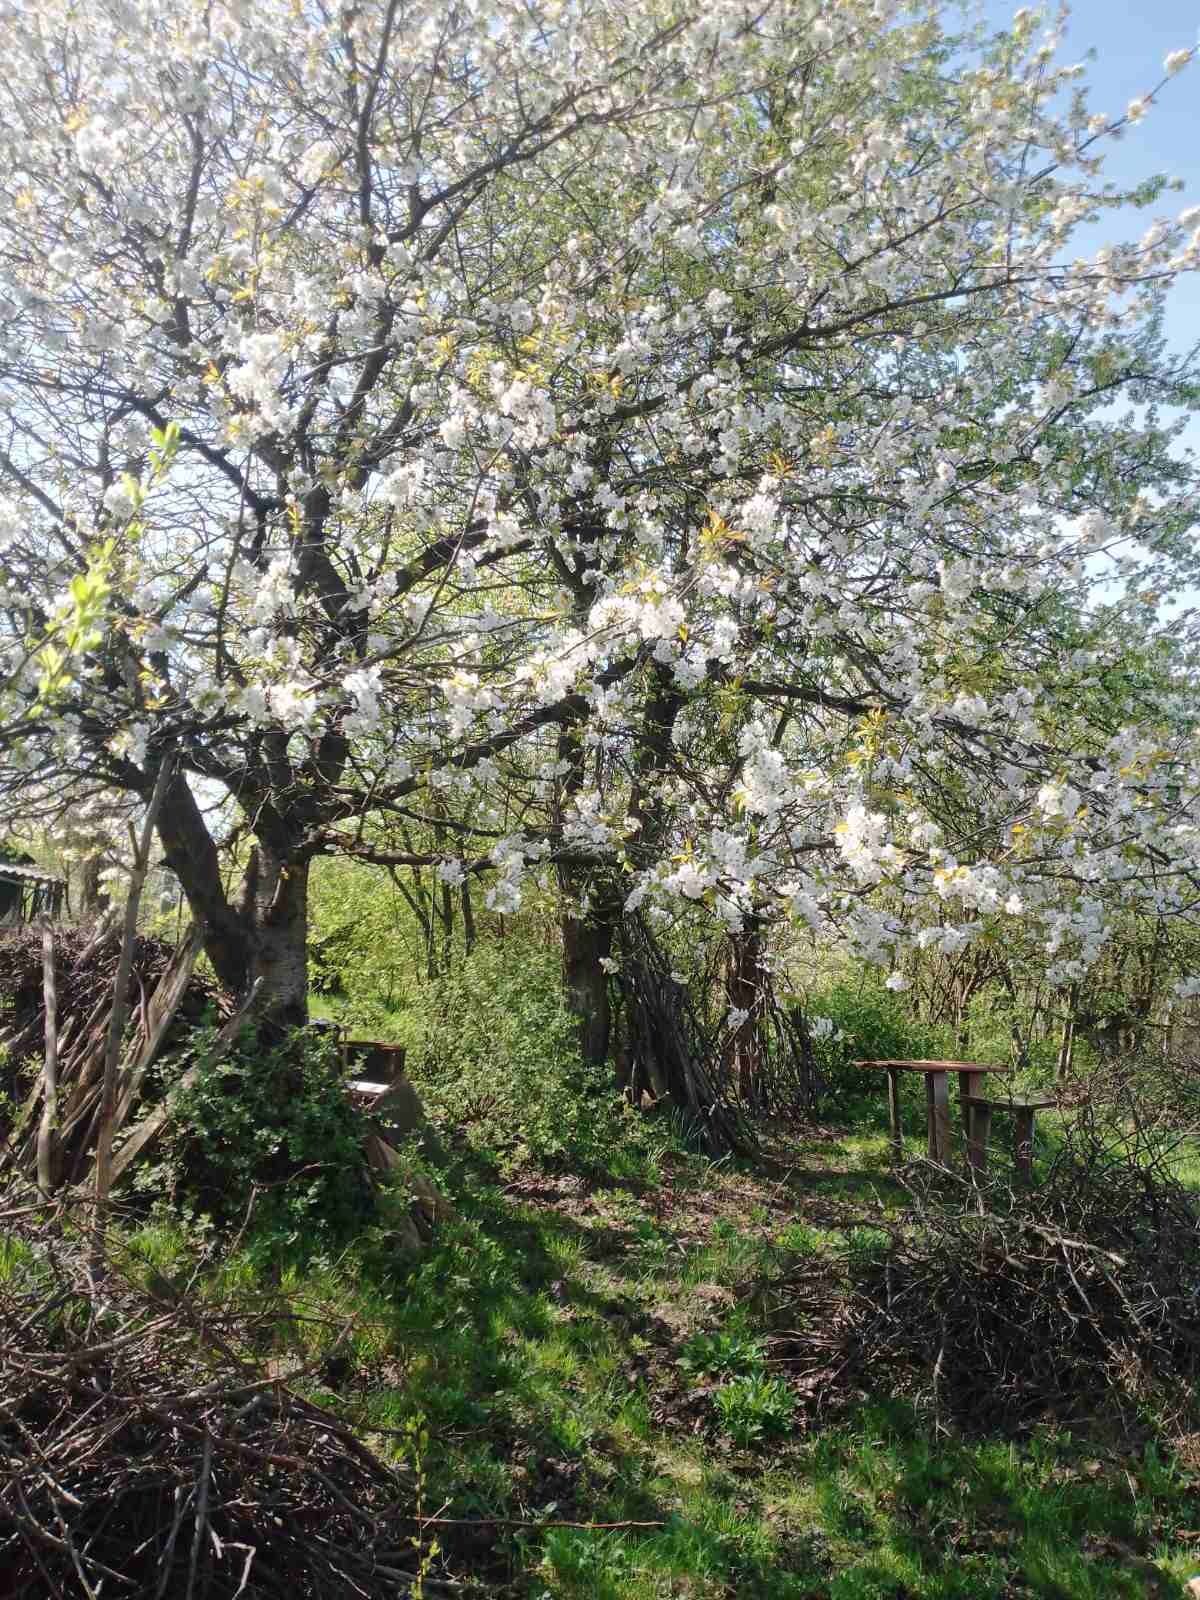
[[887, 1068, 902, 1161], [928, 1071, 952, 1165], [967, 1103, 991, 1179], [1014, 1107, 1036, 1183], [926, 1073, 936, 1160], [961, 1071, 985, 1104]]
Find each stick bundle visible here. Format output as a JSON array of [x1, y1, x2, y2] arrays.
[[759, 1130, 1200, 1430], [0, 926, 218, 1189], [0, 1200, 449, 1598]]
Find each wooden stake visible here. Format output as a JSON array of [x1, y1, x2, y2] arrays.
[[92, 753, 175, 1261], [886, 1067, 902, 1161], [1014, 1105, 1036, 1184], [113, 921, 204, 1130], [966, 1100, 992, 1179], [36, 924, 59, 1196]]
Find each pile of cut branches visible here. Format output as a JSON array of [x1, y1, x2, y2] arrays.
[[0, 1197, 452, 1598], [0, 923, 220, 1075], [0, 924, 221, 1189], [759, 1129, 1200, 1430]]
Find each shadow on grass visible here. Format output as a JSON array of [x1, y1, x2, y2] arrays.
[[124, 1130, 1200, 1600]]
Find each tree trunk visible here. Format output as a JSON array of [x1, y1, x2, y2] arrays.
[[78, 856, 107, 922], [155, 768, 254, 996], [241, 845, 310, 1030], [723, 920, 768, 1105], [1056, 984, 1078, 1080], [561, 899, 615, 1069], [154, 768, 312, 1026]]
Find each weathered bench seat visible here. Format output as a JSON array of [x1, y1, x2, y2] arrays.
[[960, 1093, 1056, 1180]]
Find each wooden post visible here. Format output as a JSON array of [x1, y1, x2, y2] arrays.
[[93, 753, 174, 1262], [36, 925, 59, 1196], [959, 1070, 983, 1165], [928, 1071, 952, 1165], [926, 1072, 936, 1160], [886, 1068, 902, 1161], [1014, 1106, 1036, 1183], [966, 1100, 991, 1178]]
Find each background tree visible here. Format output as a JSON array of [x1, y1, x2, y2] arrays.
[[1, 0, 1199, 1047]]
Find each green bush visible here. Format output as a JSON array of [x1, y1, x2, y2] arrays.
[[157, 1024, 373, 1253], [803, 977, 954, 1118], [677, 1328, 766, 1378], [407, 942, 667, 1178]]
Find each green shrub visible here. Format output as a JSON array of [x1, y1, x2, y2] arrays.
[[803, 977, 953, 1117], [713, 1373, 796, 1445], [677, 1328, 766, 1378], [407, 942, 667, 1178], [158, 1024, 373, 1253]]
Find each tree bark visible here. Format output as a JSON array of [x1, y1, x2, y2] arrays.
[[722, 919, 768, 1105], [155, 768, 253, 996], [78, 856, 107, 922], [154, 767, 312, 1025], [561, 897, 616, 1068], [556, 664, 685, 1074], [240, 844, 310, 1030]]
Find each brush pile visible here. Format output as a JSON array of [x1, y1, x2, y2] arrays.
[[0, 925, 220, 1188], [759, 1127, 1200, 1430], [0, 1196, 452, 1598], [0, 923, 219, 1073]]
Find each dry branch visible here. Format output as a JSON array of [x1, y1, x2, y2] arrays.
[[0, 925, 221, 1191], [0, 1197, 453, 1598], [759, 1125, 1200, 1431]]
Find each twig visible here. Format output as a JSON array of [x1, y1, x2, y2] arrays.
[[404, 1514, 667, 1530], [184, 1427, 212, 1600], [93, 751, 176, 1263]]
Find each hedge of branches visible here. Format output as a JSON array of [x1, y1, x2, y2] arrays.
[[759, 1124, 1200, 1431], [0, 1197, 453, 1598], [0, 924, 219, 1076]]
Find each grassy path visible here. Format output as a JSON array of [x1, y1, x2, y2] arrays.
[[117, 1122, 1200, 1599]]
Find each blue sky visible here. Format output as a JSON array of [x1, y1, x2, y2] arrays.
[[983, 0, 1200, 458]]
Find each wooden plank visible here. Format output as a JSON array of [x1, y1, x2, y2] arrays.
[[960, 1095, 1056, 1111], [886, 1067, 902, 1161], [929, 1070, 952, 1165], [855, 1058, 1012, 1073], [37, 925, 59, 1196]]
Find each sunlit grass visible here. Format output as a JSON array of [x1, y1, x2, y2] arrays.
[[34, 1113, 1196, 1600]]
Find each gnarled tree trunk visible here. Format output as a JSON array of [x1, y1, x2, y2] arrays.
[[722, 919, 769, 1106], [561, 893, 617, 1069], [239, 845, 310, 1031], [154, 766, 311, 1027]]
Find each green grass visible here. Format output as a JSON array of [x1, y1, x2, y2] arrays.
[[87, 1120, 1200, 1599]]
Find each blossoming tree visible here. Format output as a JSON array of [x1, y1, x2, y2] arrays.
[[1, 0, 1199, 1038]]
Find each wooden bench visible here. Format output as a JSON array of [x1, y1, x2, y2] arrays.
[[855, 1060, 1012, 1164], [960, 1093, 1056, 1181]]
